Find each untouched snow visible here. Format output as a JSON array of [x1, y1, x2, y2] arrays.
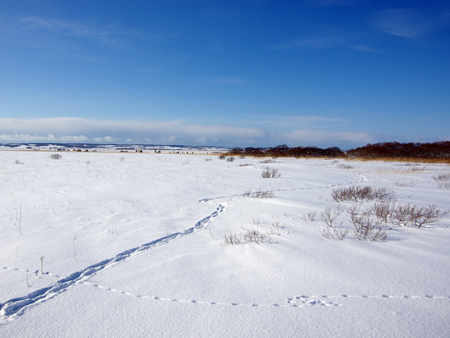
[[0, 151, 449, 337]]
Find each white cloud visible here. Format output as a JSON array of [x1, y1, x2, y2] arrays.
[[373, 8, 448, 39], [0, 117, 376, 148], [18, 17, 123, 48]]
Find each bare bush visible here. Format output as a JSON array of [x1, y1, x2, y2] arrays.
[[389, 203, 415, 226], [242, 190, 275, 198], [433, 174, 450, 189], [223, 230, 272, 245], [259, 159, 278, 164], [337, 164, 354, 169], [238, 163, 253, 167], [388, 203, 448, 228], [243, 230, 272, 244], [302, 211, 316, 222], [219, 154, 226, 160], [50, 154, 62, 160], [223, 233, 242, 245], [369, 201, 396, 224], [349, 211, 387, 241], [395, 181, 418, 187], [320, 206, 344, 227], [226, 157, 235, 162], [261, 168, 281, 178], [253, 190, 275, 198], [320, 228, 349, 240], [331, 186, 394, 203], [204, 158, 212, 161], [267, 222, 286, 236], [14, 159, 23, 164], [408, 205, 449, 228]]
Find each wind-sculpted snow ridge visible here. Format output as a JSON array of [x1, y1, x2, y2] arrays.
[[0, 204, 225, 323]]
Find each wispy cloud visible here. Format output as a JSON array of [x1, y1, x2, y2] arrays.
[[304, 0, 366, 6], [208, 77, 250, 86], [0, 117, 376, 148], [18, 16, 125, 48], [269, 33, 377, 53], [373, 8, 449, 39]]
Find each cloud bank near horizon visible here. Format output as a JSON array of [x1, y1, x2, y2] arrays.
[[0, 117, 379, 148]]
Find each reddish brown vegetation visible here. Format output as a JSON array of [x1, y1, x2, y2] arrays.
[[225, 141, 450, 162]]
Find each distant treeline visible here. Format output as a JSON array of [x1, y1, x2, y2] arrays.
[[226, 141, 450, 161]]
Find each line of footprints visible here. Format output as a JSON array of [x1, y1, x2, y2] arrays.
[[81, 281, 450, 309]]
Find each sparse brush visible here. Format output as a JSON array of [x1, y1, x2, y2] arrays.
[[261, 168, 281, 178], [369, 201, 396, 224], [204, 158, 212, 161], [337, 164, 354, 169], [242, 190, 275, 198], [331, 186, 394, 202], [320, 228, 349, 240], [259, 159, 278, 164], [50, 154, 62, 160], [302, 211, 316, 222], [223, 233, 242, 245], [253, 190, 275, 198], [395, 181, 418, 187], [320, 206, 344, 227], [226, 157, 235, 162], [223, 230, 271, 245], [238, 163, 253, 167], [243, 230, 271, 244], [433, 174, 450, 189], [14, 159, 24, 164], [219, 154, 226, 160], [389, 203, 415, 226], [349, 211, 387, 241], [408, 205, 449, 228]]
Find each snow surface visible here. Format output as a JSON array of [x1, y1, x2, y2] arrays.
[[0, 151, 449, 337]]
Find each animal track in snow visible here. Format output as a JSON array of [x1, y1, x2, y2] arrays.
[[80, 282, 450, 310], [0, 203, 225, 324]]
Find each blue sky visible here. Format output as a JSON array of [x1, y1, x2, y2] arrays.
[[0, 0, 449, 149]]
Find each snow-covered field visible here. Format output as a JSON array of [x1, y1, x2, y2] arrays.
[[0, 151, 449, 337]]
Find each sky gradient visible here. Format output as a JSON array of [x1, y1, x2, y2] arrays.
[[1, 0, 449, 149]]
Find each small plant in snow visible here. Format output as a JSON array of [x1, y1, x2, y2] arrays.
[[433, 174, 450, 189], [337, 164, 354, 169], [369, 201, 396, 224], [331, 186, 394, 203], [226, 156, 235, 162], [261, 168, 281, 178], [304, 211, 316, 222], [348, 210, 387, 241], [320, 228, 349, 240], [223, 230, 272, 245], [320, 206, 344, 227], [14, 159, 24, 164], [242, 190, 275, 198], [407, 205, 449, 228], [50, 154, 62, 160], [40, 256, 45, 274], [395, 181, 418, 187], [219, 154, 226, 160]]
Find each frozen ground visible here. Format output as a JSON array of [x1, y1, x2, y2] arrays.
[[0, 151, 449, 337]]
